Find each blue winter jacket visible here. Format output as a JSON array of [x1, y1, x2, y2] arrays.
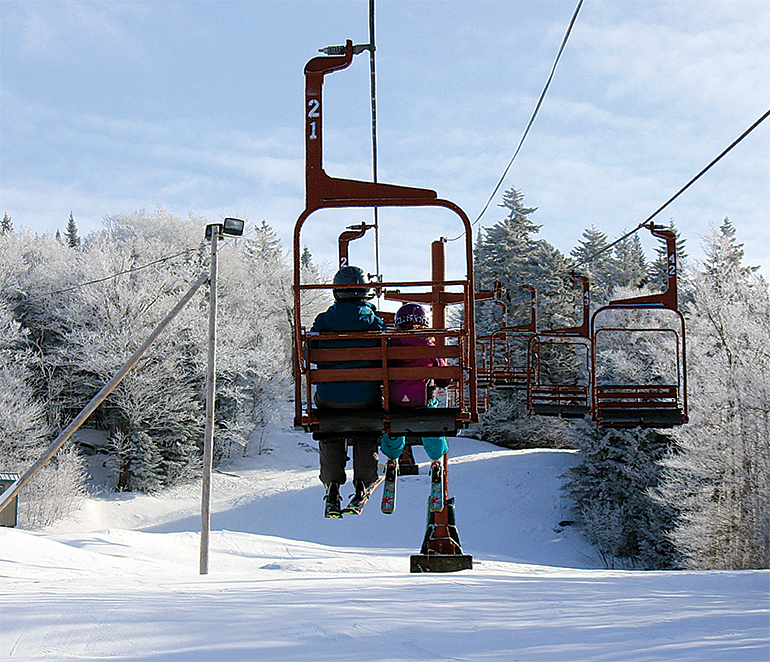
[[310, 300, 387, 405]]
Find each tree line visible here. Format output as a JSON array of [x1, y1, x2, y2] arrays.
[[0, 209, 326, 525], [1, 198, 767, 570], [472, 188, 769, 570]]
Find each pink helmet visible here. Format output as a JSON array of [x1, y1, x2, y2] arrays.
[[395, 303, 428, 329]]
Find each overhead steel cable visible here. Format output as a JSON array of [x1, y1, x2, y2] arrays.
[[48, 246, 201, 296], [446, 0, 584, 245], [475, 0, 583, 227], [369, 0, 380, 280], [567, 107, 770, 273]]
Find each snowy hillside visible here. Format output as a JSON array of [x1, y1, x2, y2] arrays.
[[2, 410, 768, 661]]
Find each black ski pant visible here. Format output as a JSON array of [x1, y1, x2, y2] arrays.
[[319, 436, 379, 489]]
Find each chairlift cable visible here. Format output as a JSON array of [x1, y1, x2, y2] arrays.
[[567, 107, 770, 273], [48, 247, 201, 295], [369, 0, 381, 284], [447, 0, 584, 243]]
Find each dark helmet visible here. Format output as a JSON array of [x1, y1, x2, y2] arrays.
[[332, 265, 370, 301], [395, 303, 428, 329]]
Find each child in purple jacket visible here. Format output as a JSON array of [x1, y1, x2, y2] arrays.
[[381, 304, 449, 472]]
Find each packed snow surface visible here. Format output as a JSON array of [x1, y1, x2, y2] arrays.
[[2, 414, 768, 661]]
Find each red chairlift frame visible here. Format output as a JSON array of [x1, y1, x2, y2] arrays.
[[590, 224, 688, 428], [527, 272, 593, 418], [293, 41, 479, 437], [476, 284, 538, 393]]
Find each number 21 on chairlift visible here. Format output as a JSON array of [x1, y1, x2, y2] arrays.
[[308, 98, 320, 140]]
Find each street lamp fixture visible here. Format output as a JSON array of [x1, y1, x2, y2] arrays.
[[205, 217, 245, 241]]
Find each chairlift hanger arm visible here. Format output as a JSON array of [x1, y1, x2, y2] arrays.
[[539, 272, 590, 339], [338, 223, 375, 268], [605, 224, 679, 310]]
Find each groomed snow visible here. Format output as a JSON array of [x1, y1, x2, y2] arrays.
[[2, 411, 768, 661]]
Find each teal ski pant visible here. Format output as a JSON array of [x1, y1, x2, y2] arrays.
[[380, 433, 448, 462]]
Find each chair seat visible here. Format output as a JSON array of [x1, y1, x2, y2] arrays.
[[310, 406, 461, 437]]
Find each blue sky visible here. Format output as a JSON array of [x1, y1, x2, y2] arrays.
[[1, 0, 768, 281]]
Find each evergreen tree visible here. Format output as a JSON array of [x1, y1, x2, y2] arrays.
[[660, 220, 770, 569], [570, 226, 615, 304], [475, 187, 571, 333], [65, 212, 80, 248], [564, 423, 680, 569], [299, 246, 330, 328], [108, 429, 164, 492], [1, 213, 12, 235], [0, 301, 85, 524], [248, 220, 284, 266], [613, 232, 647, 289], [301, 246, 316, 273], [472, 187, 572, 448], [701, 217, 756, 292]]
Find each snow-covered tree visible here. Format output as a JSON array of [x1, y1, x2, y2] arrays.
[[1, 209, 297, 494], [472, 187, 572, 447], [563, 423, 680, 569], [0, 300, 85, 525], [660, 219, 770, 569], [613, 232, 647, 289], [65, 212, 80, 248], [647, 218, 687, 291], [570, 226, 615, 304]]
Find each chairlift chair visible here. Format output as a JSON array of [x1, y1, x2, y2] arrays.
[[476, 284, 538, 409], [527, 272, 592, 419], [590, 224, 688, 428], [293, 41, 475, 571]]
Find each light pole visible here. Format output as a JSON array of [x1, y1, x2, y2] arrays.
[[200, 218, 244, 575]]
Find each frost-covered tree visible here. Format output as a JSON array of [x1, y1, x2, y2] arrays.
[[660, 219, 770, 569], [563, 422, 680, 569], [1, 212, 12, 235], [475, 188, 573, 335], [1, 209, 296, 494], [570, 226, 615, 304], [0, 301, 85, 526], [58, 222, 205, 490], [613, 232, 647, 289], [472, 187, 572, 447], [647, 219, 688, 295], [299, 246, 331, 329]]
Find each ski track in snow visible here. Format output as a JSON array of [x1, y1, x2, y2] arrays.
[[2, 415, 768, 661]]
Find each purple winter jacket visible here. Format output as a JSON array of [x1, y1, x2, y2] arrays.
[[388, 336, 447, 407]]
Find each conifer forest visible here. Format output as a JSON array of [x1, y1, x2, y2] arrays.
[[1, 194, 768, 571]]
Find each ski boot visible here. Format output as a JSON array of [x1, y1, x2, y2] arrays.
[[324, 482, 342, 519], [343, 478, 382, 515]]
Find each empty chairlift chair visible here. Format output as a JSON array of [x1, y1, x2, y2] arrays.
[[590, 224, 688, 428], [527, 273, 592, 419], [476, 284, 538, 405]]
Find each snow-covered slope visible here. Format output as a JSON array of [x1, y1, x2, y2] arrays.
[[2, 413, 768, 661]]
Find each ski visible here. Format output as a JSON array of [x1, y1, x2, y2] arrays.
[[341, 477, 384, 515], [428, 461, 444, 513], [381, 459, 398, 514]]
